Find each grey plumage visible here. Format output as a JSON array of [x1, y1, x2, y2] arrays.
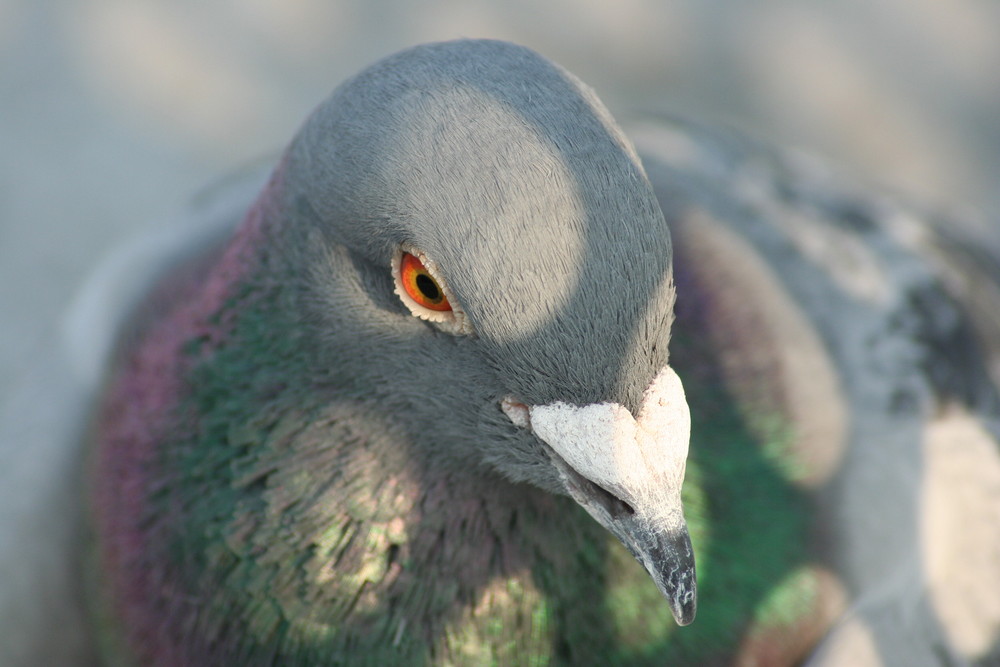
[[284, 39, 675, 421]]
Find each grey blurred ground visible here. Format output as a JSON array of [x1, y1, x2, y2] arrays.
[[2, 0, 999, 408]]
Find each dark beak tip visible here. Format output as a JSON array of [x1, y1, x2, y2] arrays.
[[658, 527, 697, 626], [672, 597, 697, 626]]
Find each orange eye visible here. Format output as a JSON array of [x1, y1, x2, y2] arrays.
[[399, 251, 452, 312]]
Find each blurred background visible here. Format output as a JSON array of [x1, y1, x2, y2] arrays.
[[2, 0, 999, 401]]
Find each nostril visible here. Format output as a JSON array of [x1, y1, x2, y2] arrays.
[[503, 397, 638, 521], [500, 397, 531, 429]]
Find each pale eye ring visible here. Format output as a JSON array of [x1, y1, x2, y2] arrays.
[[391, 245, 473, 335]]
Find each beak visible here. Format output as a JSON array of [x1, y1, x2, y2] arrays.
[[547, 444, 697, 625], [503, 365, 697, 626], [646, 521, 697, 625]]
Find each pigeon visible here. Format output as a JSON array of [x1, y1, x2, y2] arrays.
[[4, 38, 1000, 667], [83, 39, 700, 666]]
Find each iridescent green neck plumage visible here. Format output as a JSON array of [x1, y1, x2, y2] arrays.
[[87, 225, 815, 666]]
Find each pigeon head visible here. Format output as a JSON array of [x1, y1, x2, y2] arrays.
[[267, 39, 695, 623]]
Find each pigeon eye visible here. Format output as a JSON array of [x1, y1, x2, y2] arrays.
[[392, 245, 473, 335], [399, 251, 451, 311]]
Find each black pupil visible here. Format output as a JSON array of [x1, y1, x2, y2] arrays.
[[416, 273, 441, 301]]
